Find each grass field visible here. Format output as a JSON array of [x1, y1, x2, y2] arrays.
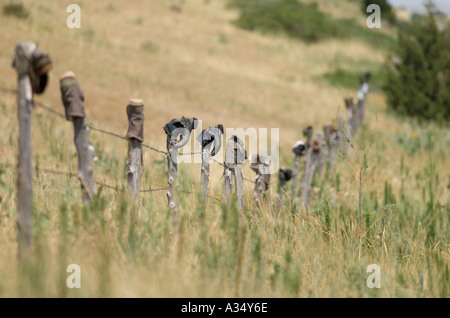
[[0, 0, 449, 297]]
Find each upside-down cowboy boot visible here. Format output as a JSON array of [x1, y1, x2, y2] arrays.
[[125, 99, 145, 142], [302, 126, 314, 149], [249, 154, 271, 186], [278, 167, 293, 182], [197, 124, 224, 156], [312, 131, 326, 154], [292, 140, 306, 156], [60, 72, 86, 120], [323, 125, 338, 148], [12, 42, 53, 94], [163, 116, 198, 148]]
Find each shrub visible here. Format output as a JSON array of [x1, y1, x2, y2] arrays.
[[228, 0, 394, 47], [383, 5, 450, 124], [228, 0, 341, 43], [2, 2, 29, 19]]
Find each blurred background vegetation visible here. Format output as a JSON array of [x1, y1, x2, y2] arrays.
[[229, 0, 449, 125], [0, 0, 448, 297]]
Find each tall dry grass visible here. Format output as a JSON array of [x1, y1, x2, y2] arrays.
[[0, 0, 448, 297]]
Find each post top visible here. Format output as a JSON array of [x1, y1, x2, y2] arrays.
[[60, 71, 76, 80], [129, 98, 144, 106]]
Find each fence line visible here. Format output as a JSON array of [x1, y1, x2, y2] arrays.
[[0, 87, 256, 193], [35, 100, 168, 155], [3, 65, 369, 210], [2, 90, 170, 156]]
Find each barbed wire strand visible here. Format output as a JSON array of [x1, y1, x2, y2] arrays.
[[32, 97, 168, 155], [39, 168, 167, 193]]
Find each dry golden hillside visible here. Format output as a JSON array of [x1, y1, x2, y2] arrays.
[[0, 0, 448, 298]]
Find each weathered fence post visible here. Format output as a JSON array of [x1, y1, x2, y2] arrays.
[[12, 42, 52, 259], [60, 72, 97, 204], [125, 99, 144, 200], [323, 124, 339, 170], [277, 167, 292, 214], [250, 154, 271, 212], [316, 131, 327, 175], [300, 136, 322, 209], [234, 163, 245, 212], [163, 117, 197, 215], [303, 125, 314, 149], [222, 166, 233, 206], [344, 97, 356, 154], [197, 124, 223, 205], [290, 140, 306, 200], [345, 97, 357, 136], [356, 72, 371, 131], [224, 135, 246, 211], [337, 115, 348, 155]]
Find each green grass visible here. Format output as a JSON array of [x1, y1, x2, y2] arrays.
[[228, 0, 395, 48], [321, 67, 386, 91], [1, 113, 448, 297]]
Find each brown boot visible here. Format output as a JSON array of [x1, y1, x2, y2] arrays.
[[60, 72, 86, 120], [12, 42, 53, 94], [125, 99, 145, 142]]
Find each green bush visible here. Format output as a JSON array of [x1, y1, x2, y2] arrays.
[[228, 0, 394, 47], [322, 68, 386, 90], [228, 0, 340, 43], [383, 6, 450, 124]]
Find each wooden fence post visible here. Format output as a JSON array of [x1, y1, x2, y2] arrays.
[[224, 135, 246, 212], [166, 138, 179, 215], [290, 141, 306, 200], [303, 125, 314, 149], [125, 99, 144, 200], [291, 126, 312, 199], [163, 117, 197, 215], [300, 136, 322, 209], [277, 167, 292, 214], [344, 97, 355, 153], [250, 154, 271, 212], [316, 131, 326, 175], [222, 166, 233, 206], [356, 72, 371, 131], [323, 124, 339, 170], [60, 72, 97, 204], [197, 125, 223, 205], [345, 97, 357, 136], [12, 42, 52, 259], [235, 163, 244, 212], [337, 115, 349, 155]]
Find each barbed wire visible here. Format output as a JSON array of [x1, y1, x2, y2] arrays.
[[39, 168, 167, 193], [1, 88, 169, 155], [179, 151, 203, 156], [0, 87, 18, 95], [34, 101, 66, 119]]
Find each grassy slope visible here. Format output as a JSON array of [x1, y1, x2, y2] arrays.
[[0, 0, 448, 297]]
